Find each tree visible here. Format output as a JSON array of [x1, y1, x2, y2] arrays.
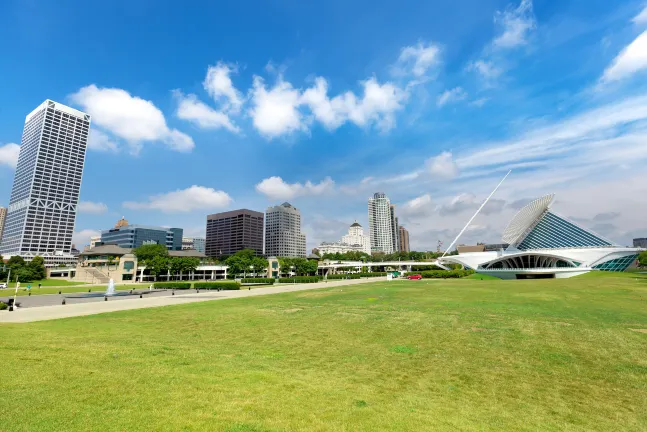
[[639, 251, 647, 268], [251, 257, 269, 275], [133, 244, 168, 264], [28, 256, 47, 280], [303, 259, 318, 275], [147, 256, 170, 281], [224, 255, 248, 277], [7, 255, 26, 270]]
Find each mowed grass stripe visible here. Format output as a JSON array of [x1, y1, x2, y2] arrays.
[[0, 272, 646, 431]]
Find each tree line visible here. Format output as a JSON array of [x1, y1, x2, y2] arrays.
[[0, 255, 47, 282]]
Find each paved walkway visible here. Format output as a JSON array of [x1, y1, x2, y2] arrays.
[[0, 278, 384, 324]]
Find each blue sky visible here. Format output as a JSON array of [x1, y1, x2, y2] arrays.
[[1, 0, 646, 251]]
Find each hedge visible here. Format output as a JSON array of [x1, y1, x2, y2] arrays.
[[327, 274, 361, 280], [358, 272, 387, 277], [278, 277, 321, 283], [240, 278, 275, 285], [194, 282, 240, 290], [417, 270, 475, 279], [153, 282, 191, 289]]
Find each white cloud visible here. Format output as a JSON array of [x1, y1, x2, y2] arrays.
[[633, 5, 647, 25], [69, 85, 194, 154], [394, 42, 441, 77], [249, 76, 305, 139], [467, 60, 503, 80], [493, 0, 536, 49], [174, 91, 240, 132], [72, 229, 101, 248], [302, 77, 407, 132], [425, 151, 459, 179], [437, 87, 467, 107], [203, 62, 244, 112], [255, 176, 335, 200], [0, 143, 20, 168], [601, 30, 647, 82], [88, 129, 119, 153], [123, 185, 232, 213], [77, 201, 108, 214], [399, 194, 434, 218]]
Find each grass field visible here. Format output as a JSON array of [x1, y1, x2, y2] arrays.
[[2, 278, 87, 288], [1, 273, 646, 431], [0, 283, 148, 297]]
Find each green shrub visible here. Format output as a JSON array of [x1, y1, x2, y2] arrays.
[[357, 272, 387, 277], [327, 274, 361, 280], [194, 282, 240, 290], [240, 278, 275, 285], [418, 269, 475, 279], [152, 282, 191, 289], [278, 277, 321, 283], [0, 301, 7, 311]]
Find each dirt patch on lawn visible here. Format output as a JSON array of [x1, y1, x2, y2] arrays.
[[629, 328, 647, 333]]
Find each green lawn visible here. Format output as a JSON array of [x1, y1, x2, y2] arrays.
[[0, 283, 148, 297], [1, 273, 646, 431], [3, 278, 87, 288]]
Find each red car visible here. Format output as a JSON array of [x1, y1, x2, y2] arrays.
[[406, 274, 422, 280]]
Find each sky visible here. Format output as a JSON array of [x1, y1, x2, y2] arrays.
[[1, 0, 646, 252]]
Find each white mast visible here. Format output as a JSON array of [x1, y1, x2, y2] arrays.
[[442, 170, 512, 258]]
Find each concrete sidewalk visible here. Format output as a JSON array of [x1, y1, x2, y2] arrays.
[[0, 278, 384, 324]]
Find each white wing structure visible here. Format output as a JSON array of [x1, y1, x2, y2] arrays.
[[502, 194, 554, 247]]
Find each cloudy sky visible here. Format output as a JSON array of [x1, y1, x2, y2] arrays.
[[1, 0, 646, 251]]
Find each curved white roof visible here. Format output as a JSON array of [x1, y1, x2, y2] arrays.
[[502, 194, 554, 245]]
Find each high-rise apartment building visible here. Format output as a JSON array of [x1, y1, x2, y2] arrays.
[[390, 205, 400, 252], [368, 193, 396, 254], [182, 237, 206, 253], [634, 238, 647, 248], [265, 202, 306, 257], [399, 225, 410, 252], [0, 100, 90, 265], [0, 207, 7, 245], [205, 209, 264, 257], [101, 224, 183, 250]]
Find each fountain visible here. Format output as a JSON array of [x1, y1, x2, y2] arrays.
[[64, 278, 151, 300], [106, 279, 117, 296]]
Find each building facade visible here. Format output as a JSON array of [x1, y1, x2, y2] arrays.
[[398, 225, 410, 252], [0, 100, 90, 265], [316, 242, 365, 256], [265, 202, 306, 257], [182, 237, 206, 253], [101, 224, 183, 250], [0, 207, 6, 245], [390, 205, 400, 252], [341, 221, 371, 255], [368, 193, 396, 254], [89, 235, 101, 249], [634, 238, 647, 248], [205, 209, 264, 257]]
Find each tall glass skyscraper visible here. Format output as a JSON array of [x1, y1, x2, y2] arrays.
[[0, 100, 90, 263]]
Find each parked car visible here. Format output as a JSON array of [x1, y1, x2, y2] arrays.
[[0, 283, 7, 289], [406, 274, 422, 280]]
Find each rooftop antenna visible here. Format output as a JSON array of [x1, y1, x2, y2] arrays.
[[442, 170, 512, 258]]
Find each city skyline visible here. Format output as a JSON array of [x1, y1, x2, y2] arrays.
[[1, 1, 647, 252]]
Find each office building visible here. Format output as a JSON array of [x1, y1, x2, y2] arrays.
[[634, 238, 647, 248], [0, 100, 90, 266], [398, 225, 410, 252], [368, 193, 396, 254], [265, 202, 306, 257], [0, 206, 6, 245], [441, 194, 641, 279], [182, 236, 206, 253], [101, 224, 183, 250], [205, 209, 264, 257], [89, 235, 101, 249]]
